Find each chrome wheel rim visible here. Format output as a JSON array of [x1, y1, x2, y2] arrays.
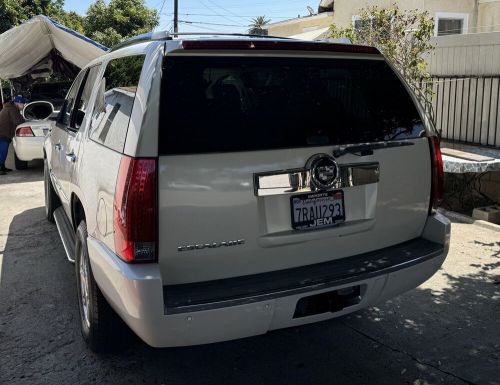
[[79, 249, 91, 329]]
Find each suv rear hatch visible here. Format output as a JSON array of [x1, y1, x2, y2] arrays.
[[157, 42, 433, 285]]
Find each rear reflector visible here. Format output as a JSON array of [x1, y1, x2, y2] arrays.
[[181, 40, 380, 55], [16, 126, 34, 137], [114, 156, 158, 263], [429, 136, 443, 211]]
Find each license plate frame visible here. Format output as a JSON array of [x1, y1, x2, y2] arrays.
[[290, 190, 345, 230]]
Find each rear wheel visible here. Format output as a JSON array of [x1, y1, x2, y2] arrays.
[[75, 221, 118, 352], [14, 152, 28, 170], [44, 158, 60, 223]]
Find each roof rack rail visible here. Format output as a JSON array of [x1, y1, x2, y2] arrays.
[[109, 31, 291, 52]]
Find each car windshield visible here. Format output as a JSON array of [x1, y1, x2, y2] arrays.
[[159, 56, 425, 155]]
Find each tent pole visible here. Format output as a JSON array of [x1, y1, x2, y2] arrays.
[[0, 79, 4, 106], [9, 81, 14, 98]]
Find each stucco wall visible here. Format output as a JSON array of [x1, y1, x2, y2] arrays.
[[266, 13, 334, 37], [331, 0, 478, 29], [268, 0, 500, 38], [477, 1, 500, 32]]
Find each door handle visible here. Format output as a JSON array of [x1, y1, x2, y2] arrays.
[[65, 152, 77, 163], [54, 143, 61, 151]]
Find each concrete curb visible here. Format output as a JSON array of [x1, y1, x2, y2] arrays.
[[437, 208, 474, 224], [474, 220, 500, 232], [438, 208, 500, 231]]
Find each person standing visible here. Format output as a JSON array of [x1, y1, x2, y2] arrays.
[[0, 95, 27, 175]]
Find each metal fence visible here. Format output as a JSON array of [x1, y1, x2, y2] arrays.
[[425, 76, 500, 147]]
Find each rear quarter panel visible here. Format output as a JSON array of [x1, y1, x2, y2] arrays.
[[75, 139, 122, 250]]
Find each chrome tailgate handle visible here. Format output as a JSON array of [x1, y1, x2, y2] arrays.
[[254, 162, 379, 196]]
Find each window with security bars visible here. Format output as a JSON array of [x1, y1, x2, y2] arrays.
[[437, 19, 463, 36]]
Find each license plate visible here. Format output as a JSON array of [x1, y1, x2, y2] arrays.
[[291, 191, 345, 230]]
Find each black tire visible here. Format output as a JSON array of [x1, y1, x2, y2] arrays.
[[75, 221, 119, 353], [14, 152, 28, 170], [44, 158, 60, 223]]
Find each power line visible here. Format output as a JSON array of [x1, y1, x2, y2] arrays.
[[163, 20, 173, 32], [198, 0, 247, 27], [205, 0, 248, 20], [158, 0, 167, 15], [161, 12, 294, 20], [178, 19, 244, 27], [178, 21, 223, 32], [178, 0, 309, 9]]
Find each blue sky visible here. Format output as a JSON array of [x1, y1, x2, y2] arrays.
[[64, 0, 314, 33]]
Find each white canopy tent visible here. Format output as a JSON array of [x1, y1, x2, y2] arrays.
[[0, 15, 107, 104], [0, 15, 107, 80]]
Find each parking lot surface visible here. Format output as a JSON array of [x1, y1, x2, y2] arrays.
[[1, 166, 499, 385]]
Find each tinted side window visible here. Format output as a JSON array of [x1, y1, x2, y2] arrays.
[[72, 64, 102, 130], [90, 55, 145, 152], [60, 70, 87, 126]]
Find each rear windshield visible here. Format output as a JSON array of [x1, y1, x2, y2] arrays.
[[160, 56, 425, 155]]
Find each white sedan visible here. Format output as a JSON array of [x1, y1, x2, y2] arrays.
[[12, 102, 55, 169]]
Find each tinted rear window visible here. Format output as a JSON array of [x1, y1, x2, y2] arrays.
[[160, 56, 424, 155]]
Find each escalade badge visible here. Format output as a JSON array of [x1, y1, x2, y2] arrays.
[[178, 239, 245, 252], [308, 153, 339, 190]]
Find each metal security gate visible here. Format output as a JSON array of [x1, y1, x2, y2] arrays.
[[425, 76, 500, 147]]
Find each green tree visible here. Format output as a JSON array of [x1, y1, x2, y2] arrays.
[[329, 5, 434, 95], [84, 0, 159, 47], [53, 10, 85, 33], [0, 1, 21, 33], [248, 15, 270, 35], [0, 0, 67, 33]]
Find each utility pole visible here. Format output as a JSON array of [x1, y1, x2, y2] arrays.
[[173, 0, 178, 35]]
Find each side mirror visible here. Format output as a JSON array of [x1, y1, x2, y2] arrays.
[[23, 101, 54, 121]]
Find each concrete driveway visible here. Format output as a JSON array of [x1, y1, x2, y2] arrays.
[[1, 167, 499, 385]]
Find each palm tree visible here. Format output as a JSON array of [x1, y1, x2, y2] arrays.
[[248, 15, 270, 35]]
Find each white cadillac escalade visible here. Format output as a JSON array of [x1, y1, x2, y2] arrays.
[[41, 33, 450, 352]]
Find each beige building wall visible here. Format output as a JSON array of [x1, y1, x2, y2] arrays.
[[268, 0, 500, 38], [331, 0, 478, 30], [477, 0, 500, 32], [266, 12, 334, 37]]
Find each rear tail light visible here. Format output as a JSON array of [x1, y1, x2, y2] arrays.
[[114, 156, 157, 263], [16, 126, 34, 137], [429, 136, 443, 212]]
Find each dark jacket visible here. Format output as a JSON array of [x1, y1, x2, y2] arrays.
[[0, 103, 25, 141]]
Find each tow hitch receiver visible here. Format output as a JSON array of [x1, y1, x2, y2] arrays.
[[293, 285, 362, 318]]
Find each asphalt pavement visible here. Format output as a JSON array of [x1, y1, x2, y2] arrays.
[[1, 166, 499, 385]]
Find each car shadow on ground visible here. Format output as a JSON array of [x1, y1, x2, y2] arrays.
[[1, 208, 499, 385]]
